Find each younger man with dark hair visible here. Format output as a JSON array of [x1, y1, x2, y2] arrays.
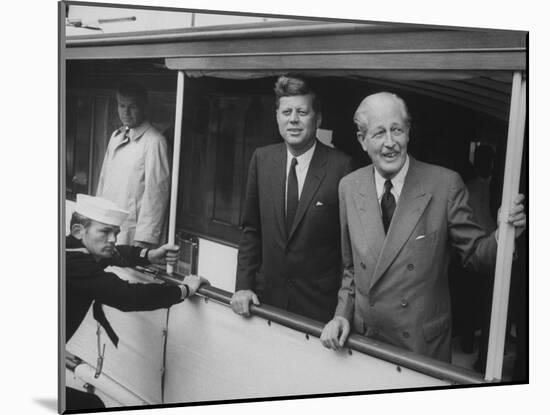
[[230, 75, 354, 322]]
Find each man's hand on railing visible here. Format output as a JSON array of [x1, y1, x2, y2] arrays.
[[182, 275, 210, 297], [320, 316, 350, 350], [230, 289, 260, 317], [148, 244, 180, 266]]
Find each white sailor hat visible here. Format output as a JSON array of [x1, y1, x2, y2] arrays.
[[75, 194, 128, 227]]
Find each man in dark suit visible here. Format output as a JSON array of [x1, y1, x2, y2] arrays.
[[230, 76, 353, 323], [320, 92, 525, 361], [66, 194, 207, 410]]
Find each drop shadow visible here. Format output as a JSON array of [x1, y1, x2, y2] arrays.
[[34, 398, 57, 412]]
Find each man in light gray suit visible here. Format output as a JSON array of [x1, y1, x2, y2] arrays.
[[320, 92, 525, 361]]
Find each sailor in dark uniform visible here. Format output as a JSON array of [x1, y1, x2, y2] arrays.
[[65, 194, 207, 410]]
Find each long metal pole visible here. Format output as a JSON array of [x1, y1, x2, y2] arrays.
[[166, 71, 185, 275], [484, 71, 526, 381]]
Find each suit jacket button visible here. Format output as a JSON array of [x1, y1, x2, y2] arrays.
[[407, 264, 414, 271], [360, 262, 366, 269], [400, 299, 408, 307], [402, 331, 410, 338]]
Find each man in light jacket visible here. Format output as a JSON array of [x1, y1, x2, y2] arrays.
[[97, 82, 170, 248]]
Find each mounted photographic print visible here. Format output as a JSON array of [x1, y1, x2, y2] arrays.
[[59, 0, 528, 413]]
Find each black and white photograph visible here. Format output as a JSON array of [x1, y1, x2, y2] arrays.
[[57, 0, 531, 413], [5, 0, 546, 414]]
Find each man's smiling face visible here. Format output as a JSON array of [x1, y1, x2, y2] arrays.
[[276, 94, 321, 156], [357, 93, 410, 179]]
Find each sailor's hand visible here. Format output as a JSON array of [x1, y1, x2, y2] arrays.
[[182, 275, 209, 297], [230, 289, 260, 317], [148, 244, 180, 266], [320, 316, 350, 350]]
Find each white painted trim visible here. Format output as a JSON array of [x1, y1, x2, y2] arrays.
[[484, 72, 526, 381], [166, 71, 185, 274]]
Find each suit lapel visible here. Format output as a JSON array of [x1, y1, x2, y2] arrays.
[[371, 157, 432, 288], [352, 166, 385, 264], [287, 143, 326, 242], [270, 144, 288, 240]]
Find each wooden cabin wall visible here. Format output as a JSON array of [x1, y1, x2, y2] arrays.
[[65, 60, 177, 200], [176, 77, 281, 244]]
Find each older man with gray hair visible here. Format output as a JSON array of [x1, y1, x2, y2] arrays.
[[320, 92, 526, 362]]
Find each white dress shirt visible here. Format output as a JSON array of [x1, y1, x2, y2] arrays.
[[285, 141, 316, 212], [374, 154, 410, 206]]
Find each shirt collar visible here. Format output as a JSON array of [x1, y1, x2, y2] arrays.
[[118, 120, 150, 142], [286, 140, 317, 173], [374, 154, 410, 202]]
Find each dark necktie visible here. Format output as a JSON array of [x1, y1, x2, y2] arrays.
[[381, 179, 396, 233], [286, 157, 299, 234]]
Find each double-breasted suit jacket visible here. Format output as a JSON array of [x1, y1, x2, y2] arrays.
[[236, 141, 353, 323], [335, 157, 497, 361]]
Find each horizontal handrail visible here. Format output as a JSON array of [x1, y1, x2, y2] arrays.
[[65, 351, 82, 372], [148, 268, 485, 385]]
